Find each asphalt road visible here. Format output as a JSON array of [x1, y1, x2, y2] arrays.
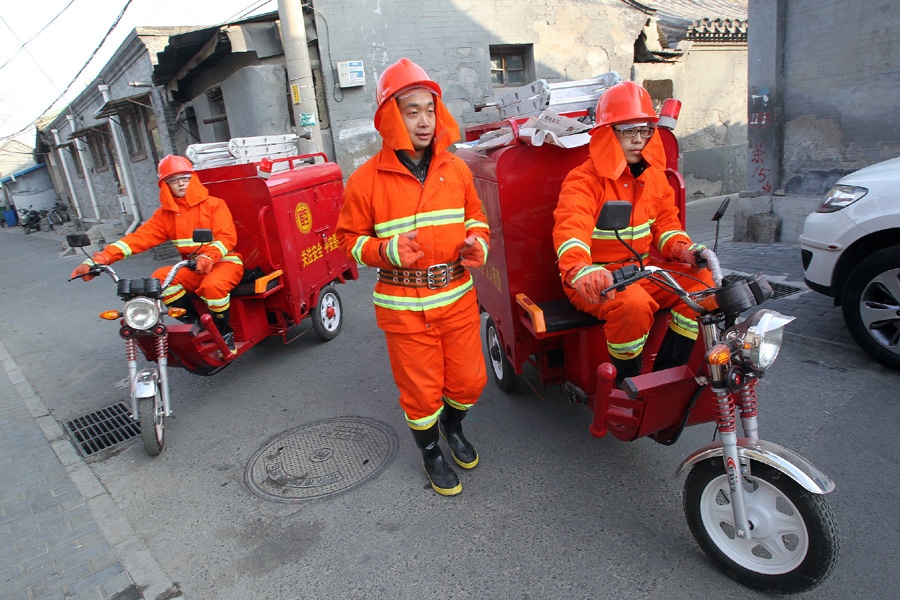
[[1, 223, 899, 600]]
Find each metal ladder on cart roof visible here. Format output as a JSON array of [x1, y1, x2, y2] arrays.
[[475, 72, 622, 120]]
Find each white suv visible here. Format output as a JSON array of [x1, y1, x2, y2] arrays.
[[800, 156, 900, 369]]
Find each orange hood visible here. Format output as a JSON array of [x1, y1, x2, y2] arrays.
[[373, 94, 460, 155], [158, 174, 210, 212], [588, 124, 667, 180]]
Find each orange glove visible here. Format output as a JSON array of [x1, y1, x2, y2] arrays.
[[565, 264, 615, 304], [381, 230, 424, 267], [195, 254, 214, 274], [70, 252, 111, 281], [459, 234, 487, 268]]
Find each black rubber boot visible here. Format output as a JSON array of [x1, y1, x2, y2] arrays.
[[166, 296, 200, 325], [410, 424, 461, 496], [212, 308, 236, 353], [610, 354, 642, 390], [439, 404, 478, 469], [652, 329, 696, 372]]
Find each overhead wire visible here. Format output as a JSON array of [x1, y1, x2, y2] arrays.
[[226, 0, 275, 23], [0, 0, 135, 144], [0, 0, 78, 72]]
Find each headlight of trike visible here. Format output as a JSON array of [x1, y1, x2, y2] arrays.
[[725, 309, 795, 371], [123, 298, 160, 330]]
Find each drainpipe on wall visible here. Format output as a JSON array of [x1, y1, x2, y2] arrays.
[[50, 128, 84, 220], [66, 115, 101, 220], [98, 84, 141, 233], [278, 0, 324, 155]]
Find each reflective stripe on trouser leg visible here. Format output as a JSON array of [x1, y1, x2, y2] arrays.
[[563, 278, 657, 360], [385, 312, 486, 428], [154, 260, 244, 312], [197, 260, 243, 313]]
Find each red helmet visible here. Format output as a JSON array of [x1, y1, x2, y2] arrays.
[[157, 155, 193, 184], [375, 58, 442, 109], [595, 81, 658, 127]]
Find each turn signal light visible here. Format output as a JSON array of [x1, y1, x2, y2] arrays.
[[706, 344, 731, 365], [168, 307, 187, 318], [99, 310, 121, 320]]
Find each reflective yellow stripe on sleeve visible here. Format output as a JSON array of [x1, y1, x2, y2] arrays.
[[111, 240, 133, 258]]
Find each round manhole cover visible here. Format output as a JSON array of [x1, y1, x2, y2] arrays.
[[244, 417, 399, 503]]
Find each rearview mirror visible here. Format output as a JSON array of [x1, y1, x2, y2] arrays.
[[712, 197, 730, 222], [596, 201, 632, 230], [192, 229, 213, 243], [66, 233, 91, 248]]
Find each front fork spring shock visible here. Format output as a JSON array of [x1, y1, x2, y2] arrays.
[[736, 377, 759, 418], [155, 336, 168, 360], [124, 338, 138, 362], [735, 376, 760, 441], [713, 390, 737, 434]]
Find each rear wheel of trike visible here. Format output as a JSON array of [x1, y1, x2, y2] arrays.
[[312, 285, 343, 341], [683, 458, 839, 594], [138, 393, 165, 456], [486, 317, 517, 392]]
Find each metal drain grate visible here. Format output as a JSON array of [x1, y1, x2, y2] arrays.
[[64, 402, 140, 457], [769, 281, 804, 300]]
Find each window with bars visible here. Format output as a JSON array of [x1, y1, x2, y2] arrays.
[[119, 108, 147, 161], [86, 130, 109, 173]]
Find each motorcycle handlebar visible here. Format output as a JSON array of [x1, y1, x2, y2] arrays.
[[601, 264, 707, 313], [160, 259, 196, 289]]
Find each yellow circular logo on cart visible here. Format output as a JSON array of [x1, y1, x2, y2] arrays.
[[295, 202, 313, 234]]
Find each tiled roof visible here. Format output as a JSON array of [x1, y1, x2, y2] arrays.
[[625, 0, 748, 44]]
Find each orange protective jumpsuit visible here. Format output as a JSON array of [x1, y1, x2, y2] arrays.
[[98, 175, 243, 313], [552, 126, 713, 360], [336, 94, 489, 430]]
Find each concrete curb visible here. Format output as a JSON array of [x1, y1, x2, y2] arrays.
[[0, 340, 179, 600]]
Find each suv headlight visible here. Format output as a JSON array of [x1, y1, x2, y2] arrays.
[[725, 310, 795, 371], [816, 185, 868, 213], [124, 298, 160, 330]]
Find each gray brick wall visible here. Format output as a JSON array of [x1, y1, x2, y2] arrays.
[[781, 0, 900, 193], [314, 0, 645, 178]]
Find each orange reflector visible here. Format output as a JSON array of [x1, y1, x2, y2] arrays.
[[706, 344, 731, 365], [99, 310, 121, 320], [168, 307, 187, 318]]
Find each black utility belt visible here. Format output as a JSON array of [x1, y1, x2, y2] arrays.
[[378, 259, 465, 289]]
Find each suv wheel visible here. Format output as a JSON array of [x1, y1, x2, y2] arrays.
[[842, 246, 900, 370]]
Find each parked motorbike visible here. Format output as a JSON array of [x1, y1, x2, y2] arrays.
[[51, 201, 71, 223], [18, 206, 41, 234], [67, 229, 217, 455]]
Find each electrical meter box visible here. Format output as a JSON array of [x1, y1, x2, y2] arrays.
[[336, 60, 365, 88]]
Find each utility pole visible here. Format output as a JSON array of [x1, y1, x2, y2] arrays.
[[277, 0, 323, 154]]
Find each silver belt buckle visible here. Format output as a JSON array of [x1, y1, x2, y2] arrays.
[[426, 263, 450, 289]]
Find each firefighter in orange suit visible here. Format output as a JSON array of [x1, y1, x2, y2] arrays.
[[336, 58, 489, 496], [71, 155, 244, 352], [552, 81, 720, 386]]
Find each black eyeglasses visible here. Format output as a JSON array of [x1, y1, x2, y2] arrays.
[[612, 125, 656, 138]]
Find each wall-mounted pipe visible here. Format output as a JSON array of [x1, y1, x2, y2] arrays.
[[98, 84, 141, 233], [66, 115, 101, 219], [50, 128, 84, 220]]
